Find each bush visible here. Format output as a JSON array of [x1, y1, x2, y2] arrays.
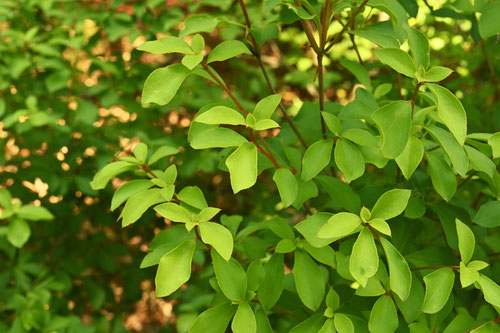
[[1, 0, 500, 332]]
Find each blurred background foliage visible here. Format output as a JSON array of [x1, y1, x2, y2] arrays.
[[0, 0, 498, 332]]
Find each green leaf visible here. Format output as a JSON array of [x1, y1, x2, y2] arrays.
[[426, 151, 457, 201], [371, 101, 412, 159], [326, 289, 340, 311], [334, 313, 354, 333], [474, 201, 500, 228], [7, 218, 30, 248], [370, 218, 391, 236], [273, 169, 298, 207], [374, 48, 416, 77], [426, 83, 467, 145], [488, 132, 500, 158], [189, 303, 236, 333], [381, 238, 412, 301], [371, 189, 411, 220], [334, 138, 365, 183], [394, 274, 425, 323], [197, 207, 221, 222], [142, 64, 191, 105], [195, 106, 246, 126], [374, 83, 392, 98], [177, 186, 207, 209], [426, 126, 469, 176], [301, 139, 333, 181], [303, 242, 336, 268], [478, 2, 500, 39], [316, 176, 361, 213], [133, 142, 148, 163], [459, 262, 479, 288], [190, 34, 205, 53], [257, 254, 284, 310], [342, 128, 378, 148], [476, 274, 500, 308], [322, 112, 341, 136], [212, 250, 247, 302], [456, 219, 475, 264], [199, 222, 233, 261], [465, 145, 496, 178], [318, 212, 361, 239], [255, 308, 273, 333], [182, 53, 204, 70], [16, 205, 54, 221], [421, 268, 455, 314], [154, 202, 193, 223], [190, 128, 247, 149], [155, 239, 196, 297], [368, 295, 399, 333], [340, 59, 372, 91], [207, 40, 252, 64], [231, 302, 256, 333], [253, 94, 281, 121], [422, 66, 453, 82], [148, 146, 179, 165], [91, 161, 136, 190], [404, 26, 429, 69], [111, 180, 154, 211], [121, 189, 162, 227], [249, 23, 279, 46], [180, 14, 219, 36], [293, 249, 325, 311], [137, 36, 194, 54], [350, 30, 400, 48], [226, 142, 258, 193], [468, 260, 489, 271], [275, 239, 296, 253], [318, 319, 336, 333], [290, 314, 324, 333], [350, 228, 378, 287], [253, 119, 280, 131]]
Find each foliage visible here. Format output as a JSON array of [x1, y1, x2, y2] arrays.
[[1, 0, 499, 332]]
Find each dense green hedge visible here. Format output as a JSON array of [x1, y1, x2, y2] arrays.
[[1, 0, 499, 332]]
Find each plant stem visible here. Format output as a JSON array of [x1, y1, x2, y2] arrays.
[[293, 0, 320, 52], [201, 62, 281, 169], [317, 53, 327, 138], [397, 73, 403, 99], [410, 82, 422, 119], [324, 0, 369, 52], [410, 266, 459, 271]]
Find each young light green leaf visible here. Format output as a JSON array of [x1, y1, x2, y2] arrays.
[[91, 161, 136, 190], [318, 212, 362, 239], [231, 302, 256, 333], [137, 36, 194, 54], [190, 34, 205, 53], [321, 112, 341, 136], [257, 254, 284, 310], [190, 127, 247, 149], [7, 218, 30, 248], [405, 26, 429, 70], [188, 303, 236, 333], [459, 262, 479, 288], [478, 2, 500, 39], [468, 260, 489, 271], [142, 64, 191, 105], [207, 40, 252, 64], [148, 146, 179, 165], [226, 142, 258, 193], [272, 168, 298, 207], [426, 126, 469, 176], [155, 239, 195, 297], [334, 313, 354, 333], [334, 138, 365, 183], [426, 151, 457, 201], [133, 143, 148, 163], [301, 139, 333, 181], [374, 83, 392, 99], [473, 201, 500, 228], [121, 189, 162, 227], [195, 106, 246, 126], [476, 274, 500, 308], [154, 202, 193, 223], [326, 289, 340, 311], [371, 189, 411, 220], [422, 66, 453, 82], [381, 238, 412, 301], [395, 136, 423, 179], [421, 268, 455, 314], [16, 205, 54, 221], [182, 53, 204, 70], [212, 250, 247, 302], [177, 186, 207, 209], [368, 295, 399, 333], [426, 83, 467, 145], [275, 239, 296, 253], [180, 14, 219, 37], [370, 218, 391, 236], [293, 249, 325, 311], [318, 319, 335, 333], [456, 219, 475, 264], [350, 228, 378, 287], [487, 132, 500, 158], [374, 48, 416, 78], [253, 119, 280, 131], [199, 222, 233, 261], [111, 180, 154, 211], [342, 128, 378, 147], [371, 101, 412, 159], [253, 94, 281, 121], [197, 207, 221, 222]]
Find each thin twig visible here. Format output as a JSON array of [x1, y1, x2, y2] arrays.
[[410, 82, 422, 118]]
